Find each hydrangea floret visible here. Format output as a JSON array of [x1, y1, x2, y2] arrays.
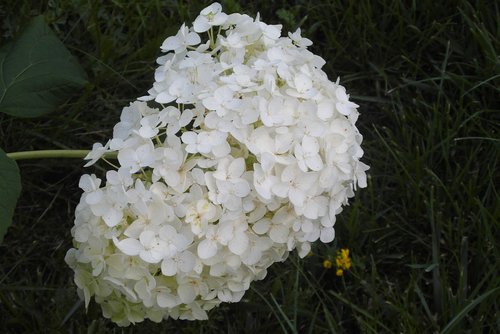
[[65, 2, 369, 326]]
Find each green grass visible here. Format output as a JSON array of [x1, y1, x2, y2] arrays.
[[0, 0, 498, 332]]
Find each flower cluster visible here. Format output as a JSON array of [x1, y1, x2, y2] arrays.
[[66, 3, 368, 326]]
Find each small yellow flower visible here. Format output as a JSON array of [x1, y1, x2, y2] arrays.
[[335, 248, 351, 275], [323, 259, 333, 269]]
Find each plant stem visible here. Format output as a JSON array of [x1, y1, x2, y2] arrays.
[[6, 150, 116, 161]]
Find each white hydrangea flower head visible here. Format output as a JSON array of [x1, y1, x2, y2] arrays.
[[66, 2, 369, 326]]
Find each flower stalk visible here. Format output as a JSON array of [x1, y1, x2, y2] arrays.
[[7, 150, 117, 161]]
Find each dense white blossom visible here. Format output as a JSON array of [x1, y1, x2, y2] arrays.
[[67, 2, 368, 326]]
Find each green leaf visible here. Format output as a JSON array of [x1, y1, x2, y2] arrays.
[[0, 15, 87, 118], [0, 148, 22, 243]]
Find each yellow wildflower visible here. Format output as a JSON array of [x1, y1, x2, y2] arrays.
[[335, 248, 351, 276], [323, 259, 333, 269]]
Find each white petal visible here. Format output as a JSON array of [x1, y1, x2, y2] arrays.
[[202, 96, 219, 110], [159, 225, 177, 240], [188, 302, 208, 320], [157, 292, 179, 308], [252, 219, 271, 234], [294, 73, 312, 93], [303, 200, 320, 220], [124, 219, 146, 238], [228, 233, 249, 255], [212, 12, 228, 25], [269, 225, 289, 243], [179, 251, 196, 273], [321, 215, 335, 228], [139, 230, 155, 246], [186, 32, 201, 45], [356, 162, 369, 188], [255, 181, 272, 200], [140, 250, 161, 264], [301, 220, 314, 233], [103, 208, 123, 227], [161, 258, 177, 276], [336, 102, 352, 116], [317, 101, 334, 120], [193, 17, 210, 33], [156, 91, 176, 104], [139, 125, 157, 138], [217, 289, 232, 302], [117, 148, 137, 171], [228, 158, 245, 178], [320, 227, 335, 243], [85, 190, 103, 205], [161, 36, 180, 51], [114, 238, 143, 256], [306, 155, 324, 172], [74, 226, 90, 243], [200, 2, 222, 15], [232, 180, 250, 197], [175, 234, 191, 251], [136, 143, 155, 166], [243, 248, 262, 265], [271, 182, 289, 198], [78, 174, 100, 192], [302, 136, 319, 152], [212, 142, 231, 158], [181, 131, 197, 144], [178, 284, 197, 304], [197, 240, 218, 259], [298, 242, 311, 258], [335, 86, 348, 101], [289, 188, 306, 206]]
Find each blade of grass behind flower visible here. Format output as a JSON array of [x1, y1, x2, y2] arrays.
[[269, 293, 299, 334], [441, 286, 500, 334], [250, 286, 291, 334], [327, 290, 392, 334]]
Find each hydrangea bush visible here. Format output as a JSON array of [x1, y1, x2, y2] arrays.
[[65, 3, 369, 326]]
